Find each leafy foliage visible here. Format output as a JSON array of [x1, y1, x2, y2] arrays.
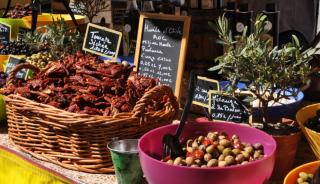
[[23, 17, 83, 59], [73, 0, 110, 22], [210, 14, 318, 125]]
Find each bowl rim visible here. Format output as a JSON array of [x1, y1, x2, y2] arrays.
[[138, 121, 277, 171], [284, 160, 320, 183]]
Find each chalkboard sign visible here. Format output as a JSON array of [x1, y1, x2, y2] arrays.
[[17, 27, 31, 41], [208, 90, 249, 123], [83, 23, 122, 59], [0, 23, 11, 44], [134, 13, 191, 98], [5, 56, 28, 79], [193, 76, 220, 107], [69, 0, 85, 15]]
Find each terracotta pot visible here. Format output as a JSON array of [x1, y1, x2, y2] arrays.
[[271, 131, 301, 180]]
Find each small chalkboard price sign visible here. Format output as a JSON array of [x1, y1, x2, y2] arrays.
[[0, 23, 11, 44], [69, 0, 85, 15], [134, 13, 191, 98], [193, 76, 220, 108], [208, 90, 249, 123], [5, 56, 28, 79], [83, 23, 122, 59], [17, 27, 31, 41]]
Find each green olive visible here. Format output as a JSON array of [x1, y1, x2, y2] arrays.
[[207, 132, 217, 141], [235, 154, 245, 163], [232, 148, 241, 155], [217, 145, 224, 153], [199, 145, 206, 152], [192, 141, 199, 149], [244, 146, 254, 155], [241, 151, 250, 160], [218, 155, 225, 161], [207, 159, 218, 167], [253, 151, 261, 159], [204, 153, 212, 162], [206, 145, 215, 154], [241, 161, 249, 165], [185, 156, 194, 166], [218, 161, 227, 167], [222, 148, 232, 156], [197, 136, 205, 143], [297, 178, 304, 183], [173, 157, 182, 165], [299, 172, 309, 181], [166, 159, 173, 164], [219, 139, 231, 147], [224, 155, 235, 165]]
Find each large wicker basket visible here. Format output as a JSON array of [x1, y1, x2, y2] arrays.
[[5, 63, 179, 173]]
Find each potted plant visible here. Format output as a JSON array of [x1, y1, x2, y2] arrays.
[[209, 14, 318, 180]]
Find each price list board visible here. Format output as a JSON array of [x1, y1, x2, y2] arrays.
[[134, 13, 191, 98], [0, 23, 11, 44]]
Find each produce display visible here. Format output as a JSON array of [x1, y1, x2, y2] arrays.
[[23, 18, 82, 60], [0, 41, 36, 55], [25, 52, 54, 70], [4, 52, 164, 116], [305, 110, 320, 132], [162, 131, 264, 168], [297, 172, 314, 184], [5, 3, 32, 18]]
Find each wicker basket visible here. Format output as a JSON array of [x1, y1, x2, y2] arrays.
[[5, 63, 179, 173]]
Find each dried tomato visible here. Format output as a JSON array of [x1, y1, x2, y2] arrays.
[[202, 138, 212, 147], [193, 150, 204, 160]]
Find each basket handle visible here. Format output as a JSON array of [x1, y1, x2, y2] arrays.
[[132, 85, 178, 118], [7, 63, 40, 85]]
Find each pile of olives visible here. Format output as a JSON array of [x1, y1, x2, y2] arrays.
[[163, 132, 264, 168], [297, 172, 313, 184], [305, 110, 320, 132], [25, 52, 54, 69], [0, 41, 35, 55]]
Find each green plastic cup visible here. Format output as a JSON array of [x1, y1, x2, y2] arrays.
[[107, 139, 143, 184]]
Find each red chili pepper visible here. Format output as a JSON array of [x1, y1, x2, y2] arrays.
[[186, 151, 193, 158], [234, 142, 242, 149], [202, 138, 211, 147], [193, 150, 204, 160]]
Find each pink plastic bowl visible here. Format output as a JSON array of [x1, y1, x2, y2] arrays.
[[138, 120, 276, 184]]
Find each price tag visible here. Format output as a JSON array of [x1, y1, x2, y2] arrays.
[[208, 90, 249, 123], [0, 23, 11, 44], [83, 23, 122, 59], [5, 56, 28, 79], [193, 76, 220, 108]]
